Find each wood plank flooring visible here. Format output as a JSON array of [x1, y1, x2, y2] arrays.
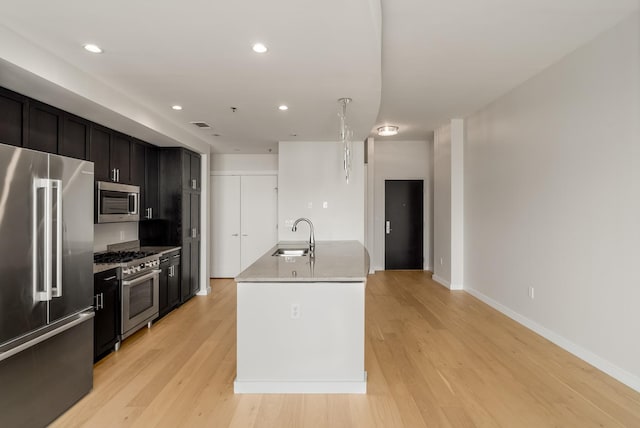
[[52, 271, 640, 427]]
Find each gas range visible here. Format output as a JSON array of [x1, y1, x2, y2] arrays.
[[93, 245, 161, 279]]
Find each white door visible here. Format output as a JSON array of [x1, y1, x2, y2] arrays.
[[211, 176, 241, 277], [240, 176, 278, 270]]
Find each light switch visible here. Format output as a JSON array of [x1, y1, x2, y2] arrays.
[[307, 202, 313, 209], [323, 201, 328, 209]]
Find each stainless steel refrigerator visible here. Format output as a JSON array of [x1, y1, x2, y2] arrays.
[[0, 143, 95, 427]]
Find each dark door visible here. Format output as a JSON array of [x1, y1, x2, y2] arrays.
[[110, 135, 130, 183], [167, 253, 181, 307], [158, 257, 170, 316], [60, 115, 89, 160], [94, 270, 119, 361], [90, 126, 111, 182], [385, 180, 423, 270], [0, 88, 27, 147], [130, 141, 146, 212], [27, 102, 61, 154], [190, 153, 201, 191], [145, 146, 159, 219]]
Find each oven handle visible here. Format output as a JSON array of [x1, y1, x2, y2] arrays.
[[122, 269, 161, 286]]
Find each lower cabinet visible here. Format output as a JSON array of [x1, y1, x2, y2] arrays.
[[94, 269, 120, 362], [158, 250, 181, 318]]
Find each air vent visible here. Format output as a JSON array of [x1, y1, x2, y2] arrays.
[[190, 121, 212, 129]]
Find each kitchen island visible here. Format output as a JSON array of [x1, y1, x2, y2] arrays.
[[234, 241, 369, 394]]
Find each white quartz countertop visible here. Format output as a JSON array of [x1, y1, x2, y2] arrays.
[[235, 240, 370, 282]]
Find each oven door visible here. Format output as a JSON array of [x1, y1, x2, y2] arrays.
[[121, 269, 160, 339]]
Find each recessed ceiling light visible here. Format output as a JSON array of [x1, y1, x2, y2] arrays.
[[278, 105, 288, 111], [377, 125, 399, 137], [83, 44, 103, 54], [171, 105, 183, 111], [252, 43, 268, 53]]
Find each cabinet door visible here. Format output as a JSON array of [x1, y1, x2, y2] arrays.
[[182, 150, 191, 190], [27, 101, 61, 154], [168, 255, 181, 307], [130, 142, 146, 212], [190, 153, 201, 191], [211, 176, 241, 277], [90, 126, 111, 182], [190, 240, 200, 296], [158, 260, 170, 316], [94, 274, 119, 361], [180, 242, 191, 302], [60, 115, 89, 160], [240, 176, 278, 270], [110, 134, 131, 183], [145, 146, 160, 219], [0, 88, 26, 147]]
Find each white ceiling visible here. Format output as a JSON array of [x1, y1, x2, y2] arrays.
[[0, 0, 638, 153]]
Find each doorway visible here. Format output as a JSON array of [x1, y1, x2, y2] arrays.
[[385, 180, 423, 270]]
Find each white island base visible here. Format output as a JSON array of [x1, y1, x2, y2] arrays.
[[234, 281, 366, 394]]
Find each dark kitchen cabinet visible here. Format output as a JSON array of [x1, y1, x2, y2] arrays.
[[156, 148, 201, 303], [90, 126, 132, 184], [90, 126, 112, 182], [94, 268, 120, 362], [111, 134, 131, 184], [0, 87, 27, 147], [60, 114, 90, 160], [182, 150, 201, 191], [27, 101, 61, 154], [145, 146, 160, 220], [132, 142, 160, 220], [158, 250, 181, 318]]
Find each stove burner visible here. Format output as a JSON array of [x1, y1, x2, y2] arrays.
[[94, 251, 156, 264]]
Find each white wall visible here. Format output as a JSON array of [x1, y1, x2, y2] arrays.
[[211, 154, 278, 173], [433, 125, 452, 285], [372, 140, 432, 271], [278, 141, 365, 242], [464, 12, 640, 390]]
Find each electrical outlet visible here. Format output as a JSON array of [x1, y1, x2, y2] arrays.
[[291, 303, 300, 319], [323, 201, 328, 209], [440, 257, 443, 266], [528, 286, 535, 299], [307, 202, 313, 209]]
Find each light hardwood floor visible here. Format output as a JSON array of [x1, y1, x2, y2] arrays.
[[53, 271, 640, 427]]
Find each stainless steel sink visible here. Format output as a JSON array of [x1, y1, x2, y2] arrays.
[[272, 248, 309, 257]]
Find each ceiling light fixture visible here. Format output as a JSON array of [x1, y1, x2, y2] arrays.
[[83, 44, 103, 54], [338, 98, 353, 183], [278, 105, 288, 111], [377, 125, 399, 137], [252, 43, 268, 53], [171, 105, 183, 111]]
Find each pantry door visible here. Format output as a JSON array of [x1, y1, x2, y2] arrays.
[[240, 176, 278, 270], [211, 175, 241, 277]]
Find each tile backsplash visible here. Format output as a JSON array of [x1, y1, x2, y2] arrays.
[[94, 222, 138, 252]]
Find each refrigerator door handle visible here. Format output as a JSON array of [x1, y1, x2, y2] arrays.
[[33, 178, 53, 302], [51, 179, 63, 298], [0, 311, 95, 363]]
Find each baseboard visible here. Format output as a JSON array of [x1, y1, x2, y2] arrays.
[[234, 372, 367, 394], [465, 287, 640, 393], [432, 274, 451, 289], [196, 284, 212, 296]]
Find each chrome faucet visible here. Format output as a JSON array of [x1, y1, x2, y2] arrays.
[[292, 218, 315, 256]]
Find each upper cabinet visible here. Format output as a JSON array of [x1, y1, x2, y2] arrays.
[[60, 114, 90, 160], [182, 150, 201, 192], [130, 141, 159, 220], [0, 87, 27, 148], [27, 101, 61, 154], [89, 126, 132, 184]]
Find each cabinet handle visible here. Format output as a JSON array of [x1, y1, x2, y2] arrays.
[[232, 233, 239, 237], [111, 168, 117, 182], [191, 179, 197, 189], [149, 207, 153, 219], [242, 234, 248, 237], [191, 228, 197, 238], [117, 169, 120, 182], [103, 275, 117, 281]]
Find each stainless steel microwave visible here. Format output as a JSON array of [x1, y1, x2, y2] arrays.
[[96, 181, 140, 223]]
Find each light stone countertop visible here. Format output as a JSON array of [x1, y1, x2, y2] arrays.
[[235, 240, 370, 283]]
